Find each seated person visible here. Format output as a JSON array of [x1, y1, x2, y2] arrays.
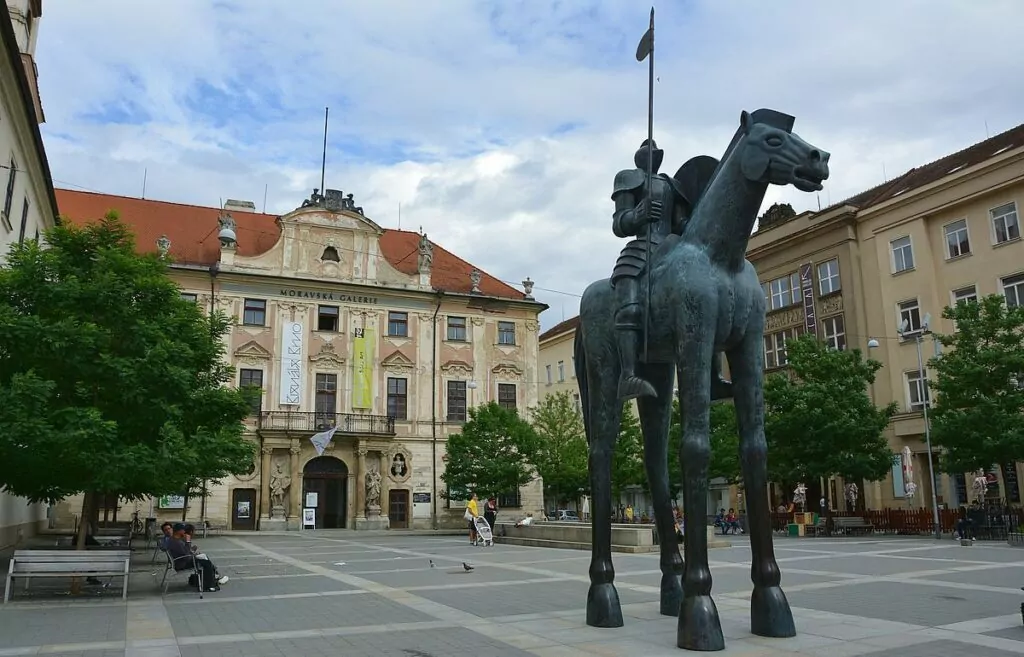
[[713, 509, 726, 533], [157, 522, 174, 549], [724, 509, 742, 535], [165, 523, 228, 592]]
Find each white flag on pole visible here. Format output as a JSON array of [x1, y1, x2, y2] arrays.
[[310, 426, 339, 456]]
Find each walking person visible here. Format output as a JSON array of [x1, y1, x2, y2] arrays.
[[466, 493, 481, 546]]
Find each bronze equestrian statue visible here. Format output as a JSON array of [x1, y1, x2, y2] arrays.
[[575, 108, 829, 651]]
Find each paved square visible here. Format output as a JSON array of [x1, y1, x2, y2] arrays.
[[3, 532, 1024, 656]]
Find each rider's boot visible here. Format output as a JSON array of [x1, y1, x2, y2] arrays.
[[710, 352, 733, 401], [616, 326, 657, 400]]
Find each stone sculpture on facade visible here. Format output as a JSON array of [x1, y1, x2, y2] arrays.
[[469, 269, 482, 294], [574, 109, 829, 651], [365, 463, 382, 515], [844, 482, 859, 509], [156, 234, 171, 257], [522, 277, 535, 299], [417, 232, 434, 272], [269, 461, 291, 520]]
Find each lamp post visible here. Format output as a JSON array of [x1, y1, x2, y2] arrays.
[[871, 318, 942, 540]]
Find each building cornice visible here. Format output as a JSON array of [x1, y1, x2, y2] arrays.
[[0, 2, 57, 223]]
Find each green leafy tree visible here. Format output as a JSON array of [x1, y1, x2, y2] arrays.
[[764, 333, 896, 485], [929, 294, 1024, 472], [0, 213, 255, 545], [530, 391, 588, 508], [441, 401, 538, 501], [612, 403, 646, 498]]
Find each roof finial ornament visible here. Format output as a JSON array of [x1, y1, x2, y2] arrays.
[[522, 277, 534, 299], [156, 234, 171, 257], [469, 269, 482, 294]]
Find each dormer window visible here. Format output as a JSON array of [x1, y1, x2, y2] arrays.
[[321, 246, 340, 262]]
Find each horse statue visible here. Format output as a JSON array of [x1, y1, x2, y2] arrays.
[[574, 108, 829, 651]]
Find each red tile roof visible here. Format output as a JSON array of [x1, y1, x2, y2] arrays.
[[539, 315, 579, 342], [54, 189, 525, 300]]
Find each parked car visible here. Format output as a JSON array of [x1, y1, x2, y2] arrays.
[[554, 509, 580, 522]]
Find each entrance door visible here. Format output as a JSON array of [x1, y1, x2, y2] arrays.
[[389, 489, 409, 529], [303, 456, 348, 529], [231, 488, 257, 530]]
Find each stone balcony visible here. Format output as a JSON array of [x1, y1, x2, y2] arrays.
[[257, 411, 396, 436]]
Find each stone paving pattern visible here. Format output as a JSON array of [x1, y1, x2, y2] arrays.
[[2, 531, 1024, 656]]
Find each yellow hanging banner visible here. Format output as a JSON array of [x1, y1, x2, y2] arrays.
[[352, 327, 375, 409]]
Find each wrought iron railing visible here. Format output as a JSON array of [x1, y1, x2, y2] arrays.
[[258, 411, 396, 436]]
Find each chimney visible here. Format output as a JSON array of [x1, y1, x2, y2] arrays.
[[223, 199, 256, 213]]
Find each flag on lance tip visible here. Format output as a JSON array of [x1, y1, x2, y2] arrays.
[[310, 426, 339, 456]]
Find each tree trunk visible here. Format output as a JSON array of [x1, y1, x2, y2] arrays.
[[181, 491, 190, 522], [70, 491, 94, 595]]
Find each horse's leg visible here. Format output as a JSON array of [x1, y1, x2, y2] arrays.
[[636, 362, 683, 617], [727, 331, 796, 639], [583, 350, 624, 628], [676, 342, 724, 651]]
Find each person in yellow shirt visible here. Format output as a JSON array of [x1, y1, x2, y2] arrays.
[[466, 493, 480, 545]]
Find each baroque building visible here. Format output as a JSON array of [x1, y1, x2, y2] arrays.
[[1, 0, 55, 551], [748, 123, 1024, 511], [55, 187, 547, 530]]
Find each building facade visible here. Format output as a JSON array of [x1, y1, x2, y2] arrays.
[[0, 0, 55, 551], [748, 124, 1024, 511], [54, 187, 547, 530], [538, 317, 581, 410]]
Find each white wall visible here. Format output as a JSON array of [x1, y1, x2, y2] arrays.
[[0, 492, 45, 551]]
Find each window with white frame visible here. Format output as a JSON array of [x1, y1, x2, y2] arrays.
[[1002, 273, 1024, 309], [545, 364, 552, 385], [905, 370, 930, 411], [768, 272, 800, 310], [763, 329, 796, 369], [898, 299, 923, 334], [943, 219, 971, 258], [817, 258, 841, 296], [822, 315, 846, 350], [952, 285, 977, 306], [557, 360, 565, 382], [991, 202, 1020, 245], [891, 236, 914, 273]]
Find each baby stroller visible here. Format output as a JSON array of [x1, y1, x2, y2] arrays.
[[473, 516, 494, 547]]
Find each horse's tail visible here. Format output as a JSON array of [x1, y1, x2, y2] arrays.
[[573, 323, 591, 445]]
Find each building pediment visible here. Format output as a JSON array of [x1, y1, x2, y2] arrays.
[[309, 342, 346, 367], [381, 350, 415, 373], [441, 359, 474, 377], [492, 362, 524, 379], [234, 340, 272, 361]]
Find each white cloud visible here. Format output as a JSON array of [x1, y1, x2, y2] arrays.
[[35, 0, 1024, 327]]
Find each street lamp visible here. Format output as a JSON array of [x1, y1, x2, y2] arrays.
[[872, 315, 942, 540]]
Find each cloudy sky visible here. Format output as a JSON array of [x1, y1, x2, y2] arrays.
[[37, 1, 1024, 328]]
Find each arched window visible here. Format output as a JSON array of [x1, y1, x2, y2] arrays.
[[321, 246, 340, 262]]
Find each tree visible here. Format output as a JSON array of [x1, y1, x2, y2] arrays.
[[929, 294, 1024, 472], [764, 333, 897, 485], [758, 202, 797, 228], [441, 401, 538, 501], [0, 213, 255, 544], [612, 403, 646, 498], [530, 391, 588, 508]]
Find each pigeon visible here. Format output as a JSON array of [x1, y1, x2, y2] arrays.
[[429, 560, 435, 568], [462, 562, 474, 572]]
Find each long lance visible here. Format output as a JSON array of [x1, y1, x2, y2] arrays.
[[636, 8, 655, 362]]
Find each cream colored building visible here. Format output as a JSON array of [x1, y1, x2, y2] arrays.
[[748, 122, 1024, 511], [55, 187, 547, 531], [0, 0, 55, 551], [538, 316, 581, 410]]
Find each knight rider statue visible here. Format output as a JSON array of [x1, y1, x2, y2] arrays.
[[610, 138, 731, 401]]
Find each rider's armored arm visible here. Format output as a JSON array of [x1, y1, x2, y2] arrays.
[[612, 191, 641, 238]]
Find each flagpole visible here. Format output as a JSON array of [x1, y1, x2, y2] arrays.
[[643, 7, 654, 362]]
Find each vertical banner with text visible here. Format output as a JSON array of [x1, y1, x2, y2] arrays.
[[351, 326, 375, 409], [279, 321, 305, 406], [799, 263, 816, 337]]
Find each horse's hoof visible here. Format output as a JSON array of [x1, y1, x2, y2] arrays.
[[677, 594, 725, 651], [660, 572, 682, 616], [586, 582, 624, 628], [750, 586, 796, 638]]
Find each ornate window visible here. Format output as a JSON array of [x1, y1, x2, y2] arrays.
[[497, 321, 516, 345], [321, 246, 341, 262], [238, 368, 263, 415], [388, 311, 409, 337], [387, 377, 408, 420], [497, 383, 517, 410], [447, 316, 467, 341], [447, 381, 467, 421], [242, 298, 266, 326], [317, 305, 339, 332]]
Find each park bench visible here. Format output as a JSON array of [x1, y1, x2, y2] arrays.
[[831, 516, 874, 536], [3, 549, 131, 603], [809, 517, 828, 536]]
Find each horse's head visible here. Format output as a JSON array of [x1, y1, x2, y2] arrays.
[[737, 109, 829, 193]]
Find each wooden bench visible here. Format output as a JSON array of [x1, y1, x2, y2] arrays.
[[4, 549, 131, 603], [831, 516, 874, 536], [809, 517, 828, 536]]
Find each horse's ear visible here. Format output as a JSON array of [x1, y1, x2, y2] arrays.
[[740, 110, 752, 132]]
